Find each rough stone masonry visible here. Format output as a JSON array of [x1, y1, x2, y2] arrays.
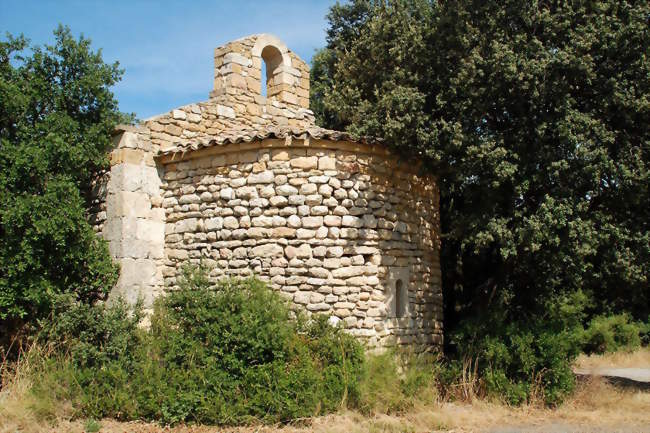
[[90, 34, 443, 349]]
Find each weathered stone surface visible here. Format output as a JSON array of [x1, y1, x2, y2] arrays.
[[332, 266, 367, 279], [248, 170, 274, 184], [285, 244, 312, 259], [302, 216, 323, 228], [342, 215, 363, 228], [250, 244, 283, 258], [205, 217, 223, 231], [276, 184, 298, 196], [290, 156, 317, 170]]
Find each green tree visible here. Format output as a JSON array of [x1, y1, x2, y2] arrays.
[[313, 0, 649, 352], [0, 26, 127, 336]]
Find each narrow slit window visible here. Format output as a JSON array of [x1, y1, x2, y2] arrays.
[[395, 279, 405, 318], [261, 60, 268, 96], [260, 45, 283, 98]]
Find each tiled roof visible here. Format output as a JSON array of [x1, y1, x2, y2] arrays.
[[157, 126, 381, 158]]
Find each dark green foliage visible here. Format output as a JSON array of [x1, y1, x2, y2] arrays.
[[39, 294, 144, 368], [582, 313, 643, 354], [0, 26, 127, 334], [312, 0, 650, 404], [449, 291, 587, 405], [34, 268, 365, 425]]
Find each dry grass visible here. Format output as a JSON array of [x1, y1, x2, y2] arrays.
[[575, 346, 650, 370], [0, 345, 74, 433], [2, 349, 649, 433]]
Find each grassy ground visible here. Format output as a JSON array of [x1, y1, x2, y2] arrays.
[[2, 349, 649, 433]]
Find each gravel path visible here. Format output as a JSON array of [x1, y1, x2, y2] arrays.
[[574, 367, 650, 383]]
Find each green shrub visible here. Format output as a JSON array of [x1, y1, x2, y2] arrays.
[[641, 318, 650, 346], [448, 292, 587, 406], [356, 350, 438, 414], [0, 27, 125, 339], [32, 266, 365, 425], [582, 314, 643, 354], [38, 294, 144, 368]]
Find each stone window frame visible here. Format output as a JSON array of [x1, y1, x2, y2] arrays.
[[386, 267, 411, 319]]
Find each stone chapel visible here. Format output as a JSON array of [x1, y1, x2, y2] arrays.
[[91, 34, 443, 349]]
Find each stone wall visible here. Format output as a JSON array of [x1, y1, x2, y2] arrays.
[[159, 138, 443, 349]]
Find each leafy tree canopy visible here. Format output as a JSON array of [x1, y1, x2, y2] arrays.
[[312, 0, 649, 339], [0, 26, 128, 332]]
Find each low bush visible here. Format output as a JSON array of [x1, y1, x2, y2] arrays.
[[29, 265, 365, 425], [357, 350, 438, 414], [582, 313, 644, 354], [447, 292, 588, 406]]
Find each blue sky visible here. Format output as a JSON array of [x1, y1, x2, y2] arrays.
[[1, 0, 336, 119]]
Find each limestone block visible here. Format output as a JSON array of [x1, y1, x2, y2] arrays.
[[288, 195, 305, 205], [276, 184, 298, 196], [329, 177, 342, 189], [260, 185, 275, 198], [300, 183, 317, 195], [301, 216, 323, 228], [187, 112, 201, 123], [309, 175, 329, 184], [250, 197, 269, 208], [332, 266, 367, 279], [216, 104, 236, 119], [342, 215, 363, 228], [250, 244, 283, 258], [287, 215, 302, 228], [136, 220, 165, 243], [272, 215, 286, 227], [220, 187, 234, 200], [307, 303, 330, 312], [311, 206, 328, 216], [345, 245, 379, 255], [179, 194, 201, 204], [318, 184, 333, 197], [285, 244, 311, 259], [309, 267, 330, 279], [327, 246, 344, 258], [315, 226, 328, 238], [252, 216, 273, 227], [294, 291, 310, 304], [228, 174, 245, 186], [323, 215, 342, 227], [107, 191, 151, 219], [324, 258, 341, 269], [333, 206, 348, 216], [223, 216, 239, 229], [290, 156, 317, 170], [205, 217, 224, 231], [172, 109, 186, 120], [269, 196, 288, 207], [305, 195, 323, 206], [236, 186, 258, 199], [296, 228, 316, 239], [248, 170, 274, 184], [318, 156, 336, 170], [272, 227, 296, 238], [175, 218, 198, 233]]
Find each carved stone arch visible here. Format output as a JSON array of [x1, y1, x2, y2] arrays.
[[252, 35, 294, 100]]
